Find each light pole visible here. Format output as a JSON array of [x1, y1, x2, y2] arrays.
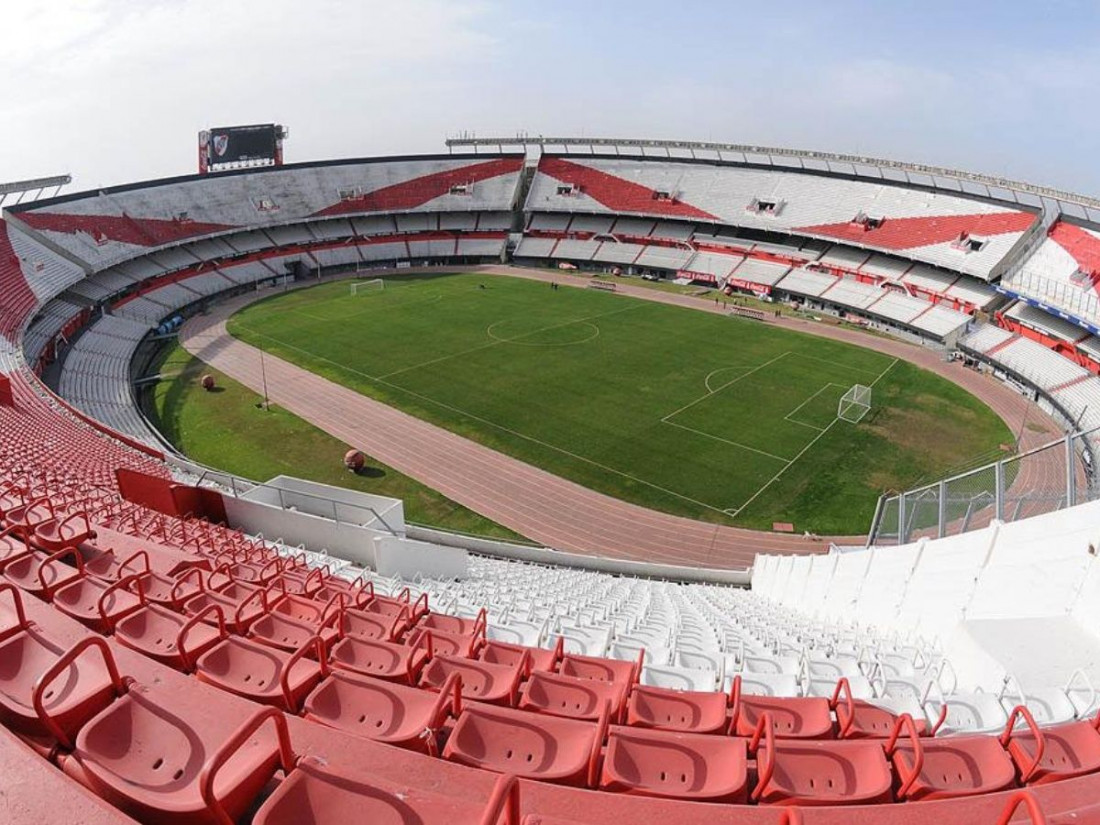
[[259, 342, 270, 411]]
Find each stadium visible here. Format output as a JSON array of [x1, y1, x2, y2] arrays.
[[4, 11, 1100, 821]]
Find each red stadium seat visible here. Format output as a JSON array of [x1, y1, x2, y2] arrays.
[[750, 713, 894, 806], [418, 606, 487, 636], [406, 622, 485, 658], [444, 701, 609, 787], [420, 651, 526, 706], [885, 712, 1017, 801], [338, 603, 410, 642], [52, 573, 144, 633], [1000, 705, 1100, 785], [520, 670, 627, 721], [600, 724, 748, 801], [64, 695, 292, 825], [248, 594, 341, 654], [0, 525, 30, 567], [15, 635, 127, 750], [304, 668, 461, 755], [480, 637, 563, 676], [195, 635, 328, 712], [330, 627, 433, 685], [730, 675, 834, 739], [3, 546, 84, 600], [4, 497, 55, 532], [253, 756, 520, 825], [626, 682, 731, 734], [560, 650, 642, 688], [83, 547, 150, 583], [832, 676, 940, 739], [182, 576, 267, 635], [361, 586, 429, 624], [115, 603, 228, 672], [34, 511, 94, 552]]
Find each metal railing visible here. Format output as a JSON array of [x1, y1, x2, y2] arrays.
[[178, 462, 403, 537], [868, 428, 1100, 546]]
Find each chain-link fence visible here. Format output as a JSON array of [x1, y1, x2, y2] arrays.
[[869, 428, 1100, 546]]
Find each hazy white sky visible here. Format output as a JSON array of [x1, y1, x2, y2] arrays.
[[2, 0, 1098, 195]]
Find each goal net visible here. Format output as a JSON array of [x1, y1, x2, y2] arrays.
[[350, 278, 384, 295], [838, 384, 872, 424]]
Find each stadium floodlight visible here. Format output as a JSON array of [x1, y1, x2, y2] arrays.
[[350, 278, 385, 295], [838, 384, 872, 424]]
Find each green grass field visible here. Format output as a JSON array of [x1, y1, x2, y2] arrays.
[[142, 342, 526, 541], [220, 272, 1012, 534]]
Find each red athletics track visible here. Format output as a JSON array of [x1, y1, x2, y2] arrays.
[[179, 266, 1063, 570]]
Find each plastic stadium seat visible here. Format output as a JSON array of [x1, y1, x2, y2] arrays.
[[640, 662, 717, 692], [626, 683, 731, 734], [248, 602, 341, 654], [480, 637, 562, 676], [418, 606, 486, 636], [406, 623, 484, 658], [722, 671, 801, 697], [420, 652, 526, 706], [64, 695, 292, 825], [34, 511, 94, 552], [182, 578, 267, 635], [832, 677, 939, 739], [885, 712, 1017, 800], [268, 588, 342, 627], [3, 546, 84, 599], [487, 617, 548, 649], [304, 669, 461, 755], [1000, 705, 1100, 785], [115, 603, 228, 672], [83, 547, 150, 583], [520, 670, 627, 722], [6, 634, 126, 749], [195, 635, 328, 712], [362, 587, 429, 624], [750, 713, 894, 806], [330, 628, 433, 685], [52, 573, 144, 633], [730, 676, 834, 739], [4, 497, 55, 532], [560, 650, 641, 689], [338, 603, 409, 642], [600, 724, 748, 802], [444, 701, 608, 787], [0, 580, 26, 636], [253, 756, 520, 825], [0, 526, 30, 567]]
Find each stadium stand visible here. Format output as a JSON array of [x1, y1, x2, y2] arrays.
[[526, 156, 1036, 278], [9, 140, 1100, 821]]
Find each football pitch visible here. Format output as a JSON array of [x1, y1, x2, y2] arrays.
[[224, 272, 1011, 533]]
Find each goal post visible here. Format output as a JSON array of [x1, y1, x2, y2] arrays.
[[350, 278, 384, 295], [838, 384, 872, 424]]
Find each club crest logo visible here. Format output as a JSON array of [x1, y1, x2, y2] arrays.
[[213, 134, 230, 157]]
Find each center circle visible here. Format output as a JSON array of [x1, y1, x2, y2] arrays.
[[486, 319, 601, 347]]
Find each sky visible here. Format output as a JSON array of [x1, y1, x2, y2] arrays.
[[2, 0, 1098, 196]]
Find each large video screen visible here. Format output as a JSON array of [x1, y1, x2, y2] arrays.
[[208, 124, 278, 165]]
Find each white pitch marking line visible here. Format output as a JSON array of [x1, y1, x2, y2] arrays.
[[703, 366, 759, 394], [231, 311, 729, 516], [784, 382, 846, 431], [793, 350, 887, 378], [662, 352, 792, 423], [729, 358, 899, 517], [663, 419, 792, 463], [378, 302, 640, 380]]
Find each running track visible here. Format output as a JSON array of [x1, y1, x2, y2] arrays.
[[180, 266, 1064, 570]]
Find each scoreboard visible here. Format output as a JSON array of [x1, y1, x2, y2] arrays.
[[198, 124, 287, 174]]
